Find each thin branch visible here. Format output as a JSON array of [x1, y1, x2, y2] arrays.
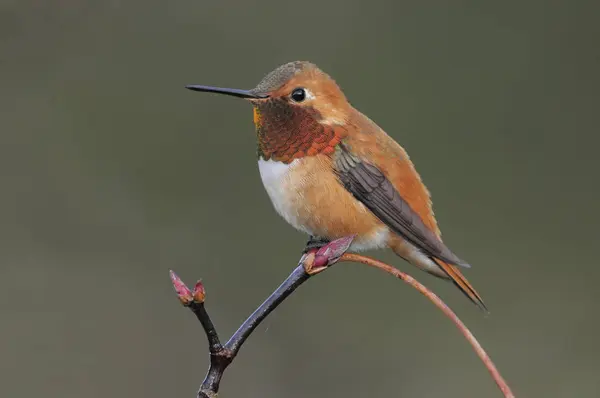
[[226, 265, 309, 353], [170, 236, 354, 398], [170, 237, 514, 398], [341, 253, 515, 398], [189, 281, 222, 352]]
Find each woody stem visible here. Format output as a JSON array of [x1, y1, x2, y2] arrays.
[[178, 237, 353, 398], [171, 235, 513, 398], [197, 264, 311, 398]]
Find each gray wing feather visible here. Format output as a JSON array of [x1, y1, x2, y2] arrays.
[[334, 144, 470, 268]]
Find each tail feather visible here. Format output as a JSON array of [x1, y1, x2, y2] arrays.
[[432, 258, 488, 313]]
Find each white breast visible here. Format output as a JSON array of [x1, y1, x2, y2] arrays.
[[258, 158, 311, 234]]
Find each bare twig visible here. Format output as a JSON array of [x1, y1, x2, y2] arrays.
[[170, 236, 354, 398], [170, 237, 514, 398], [341, 253, 515, 398]]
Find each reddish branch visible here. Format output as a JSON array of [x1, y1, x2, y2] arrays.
[[341, 253, 515, 398], [170, 236, 514, 398]]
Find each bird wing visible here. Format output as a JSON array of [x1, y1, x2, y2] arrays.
[[333, 141, 470, 268]]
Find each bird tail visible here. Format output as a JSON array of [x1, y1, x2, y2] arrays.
[[432, 258, 488, 313]]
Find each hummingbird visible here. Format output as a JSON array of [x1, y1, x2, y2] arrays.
[[186, 61, 486, 311]]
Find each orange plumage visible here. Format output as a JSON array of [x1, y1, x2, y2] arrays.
[[186, 61, 486, 311]]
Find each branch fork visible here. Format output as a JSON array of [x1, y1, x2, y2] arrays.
[[170, 236, 514, 398]]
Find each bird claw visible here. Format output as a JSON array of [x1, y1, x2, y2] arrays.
[[302, 236, 331, 254]]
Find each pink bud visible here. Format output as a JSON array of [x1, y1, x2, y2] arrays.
[[193, 280, 206, 303], [169, 270, 193, 306], [303, 236, 355, 274]]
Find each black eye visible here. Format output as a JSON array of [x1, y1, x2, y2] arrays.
[[290, 88, 306, 102]]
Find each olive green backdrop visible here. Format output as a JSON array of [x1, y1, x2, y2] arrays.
[[1, 1, 598, 397]]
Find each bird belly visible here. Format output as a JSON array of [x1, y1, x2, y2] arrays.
[[258, 155, 389, 251], [258, 157, 313, 235]]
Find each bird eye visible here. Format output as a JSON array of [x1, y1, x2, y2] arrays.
[[290, 88, 306, 102]]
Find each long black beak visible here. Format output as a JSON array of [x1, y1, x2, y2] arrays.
[[185, 85, 268, 99]]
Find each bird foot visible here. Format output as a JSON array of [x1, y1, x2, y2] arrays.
[[302, 236, 331, 254]]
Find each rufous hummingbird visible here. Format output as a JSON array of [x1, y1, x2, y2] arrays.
[[186, 61, 486, 311]]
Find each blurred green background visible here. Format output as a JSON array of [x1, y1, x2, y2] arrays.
[[1, 1, 599, 397]]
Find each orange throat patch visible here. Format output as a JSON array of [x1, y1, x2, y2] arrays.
[[253, 100, 347, 163]]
